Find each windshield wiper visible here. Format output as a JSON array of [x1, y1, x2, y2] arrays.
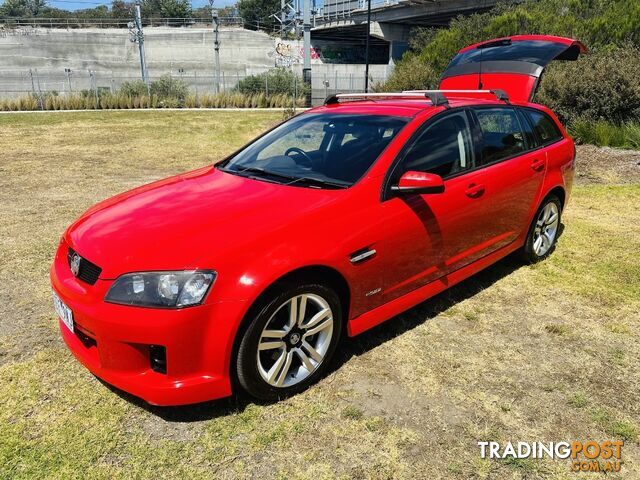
[[221, 165, 294, 181], [285, 176, 350, 189], [221, 165, 349, 189]]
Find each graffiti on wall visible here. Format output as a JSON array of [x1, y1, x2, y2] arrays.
[[270, 40, 321, 67]]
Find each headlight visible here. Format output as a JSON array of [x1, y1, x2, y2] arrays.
[[105, 270, 216, 308]]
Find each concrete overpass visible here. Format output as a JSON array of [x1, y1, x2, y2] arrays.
[[312, 0, 511, 64]]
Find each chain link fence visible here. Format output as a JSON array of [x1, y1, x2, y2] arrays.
[[0, 17, 245, 29], [0, 68, 390, 106]]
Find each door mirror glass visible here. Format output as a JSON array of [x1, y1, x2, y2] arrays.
[[392, 171, 445, 195]]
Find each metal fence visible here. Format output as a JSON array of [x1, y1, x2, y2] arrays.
[[0, 16, 245, 29], [0, 68, 390, 105]]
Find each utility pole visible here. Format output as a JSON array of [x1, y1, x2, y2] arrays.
[[128, 5, 150, 94], [29, 69, 43, 110], [302, 0, 311, 106], [364, 0, 371, 92], [64, 67, 72, 93], [209, 0, 221, 94], [281, 0, 285, 37]]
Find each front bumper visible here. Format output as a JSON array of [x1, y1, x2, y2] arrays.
[[50, 241, 248, 406]]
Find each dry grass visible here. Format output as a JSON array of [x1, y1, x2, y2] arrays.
[[0, 111, 639, 479], [0, 93, 305, 111]]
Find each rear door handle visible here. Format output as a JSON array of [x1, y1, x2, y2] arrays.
[[465, 183, 485, 198], [531, 159, 546, 172]]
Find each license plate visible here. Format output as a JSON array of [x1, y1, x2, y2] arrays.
[[53, 291, 74, 333]]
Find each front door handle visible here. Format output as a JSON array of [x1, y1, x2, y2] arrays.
[[531, 159, 546, 172], [465, 183, 485, 198]]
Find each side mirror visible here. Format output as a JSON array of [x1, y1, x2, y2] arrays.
[[391, 171, 445, 195]]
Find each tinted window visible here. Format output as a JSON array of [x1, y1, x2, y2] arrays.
[[475, 108, 525, 163], [400, 112, 473, 178], [516, 108, 537, 148], [526, 110, 563, 144], [221, 113, 408, 186], [447, 40, 569, 68]]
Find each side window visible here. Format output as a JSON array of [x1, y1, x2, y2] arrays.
[[475, 108, 526, 163], [526, 110, 563, 144], [399, 112, 474, 178], [516, 108, 537, 148]]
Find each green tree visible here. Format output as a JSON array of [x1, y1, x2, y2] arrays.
[[141, 0, 191, 19], [192, 5, 237, 20], [236, 0, 279, 31], [110, 0, 132, 18], [0, 0, 47, 17]]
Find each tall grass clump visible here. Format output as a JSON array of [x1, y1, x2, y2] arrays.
[[0, 90, 305, 112], [569, 119, 640, 149]]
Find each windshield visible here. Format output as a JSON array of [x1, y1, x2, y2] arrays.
[[219, 112, 409, 188]]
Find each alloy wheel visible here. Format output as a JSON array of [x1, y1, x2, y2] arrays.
[[533, 202, 559, 256], [256, 294, 334, 388]]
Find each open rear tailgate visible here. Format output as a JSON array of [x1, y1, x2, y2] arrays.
[[439, 35, 587, 102]]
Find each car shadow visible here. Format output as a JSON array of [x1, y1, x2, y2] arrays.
[[106, 225, 565, 421], [331, 251, 524, 367]]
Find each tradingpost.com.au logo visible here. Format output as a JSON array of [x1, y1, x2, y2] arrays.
[[478, 441, 624, 473]]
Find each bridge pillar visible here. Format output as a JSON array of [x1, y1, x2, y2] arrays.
[[370, 22, 410, 65]]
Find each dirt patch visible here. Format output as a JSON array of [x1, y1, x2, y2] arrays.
[[575, 144, 640, 185]]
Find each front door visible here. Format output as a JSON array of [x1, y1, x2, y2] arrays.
[[380, 110, 493, 302]]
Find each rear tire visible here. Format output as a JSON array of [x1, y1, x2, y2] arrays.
[[235, 282, 343, 400], [520, 195, 562, 264]]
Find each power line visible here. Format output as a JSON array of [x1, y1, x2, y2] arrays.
[[47, 0, 113, 4]]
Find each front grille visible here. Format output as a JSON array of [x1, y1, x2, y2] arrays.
[[67, 247, 102, 285]]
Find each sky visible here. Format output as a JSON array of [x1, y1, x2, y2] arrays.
[[0, 0, 238, 11]]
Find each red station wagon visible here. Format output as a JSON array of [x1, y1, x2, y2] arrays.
[[51, 35, 585, 405]]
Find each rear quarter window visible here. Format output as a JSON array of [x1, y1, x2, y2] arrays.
[[525, 110, 563, 145]]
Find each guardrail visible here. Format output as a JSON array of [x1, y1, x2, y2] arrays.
[[0, 16, 245, 29]]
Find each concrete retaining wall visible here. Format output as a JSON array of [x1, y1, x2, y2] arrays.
[[0, 26, 391, 102]]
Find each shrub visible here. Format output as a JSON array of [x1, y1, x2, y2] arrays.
[[150, 75, 189, 104], [236, 68, 309, 97], [380, 54, 439, 92], [119, 80, 149, 97], [536, 47, 640, 124], [383, 0, 640, 93]]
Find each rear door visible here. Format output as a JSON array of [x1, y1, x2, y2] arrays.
[[439, 35, 587, 102], [470, 106, 546, 249]]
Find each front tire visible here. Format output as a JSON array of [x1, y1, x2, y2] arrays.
[[235, 282, 343, 400], [521, 195, 562, 263]]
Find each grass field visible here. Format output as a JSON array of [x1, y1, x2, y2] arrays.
[[0, 111, 639, 479]]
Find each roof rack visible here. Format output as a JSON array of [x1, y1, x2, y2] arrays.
[[403, 89, 510, 103], [324, 92, 446, 105], [324, 89, 509, 107]]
